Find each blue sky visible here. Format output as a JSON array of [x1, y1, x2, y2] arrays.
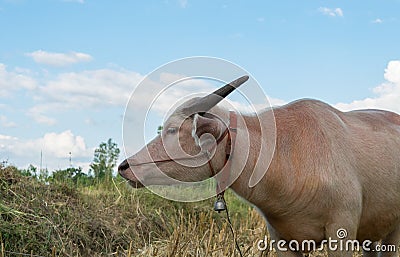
[[1, 0, 400, 171]]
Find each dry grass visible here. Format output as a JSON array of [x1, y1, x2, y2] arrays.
[[1, 166, 364, 257], [136, 207, 267, 257]]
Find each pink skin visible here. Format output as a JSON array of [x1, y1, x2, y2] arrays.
[[119, 98, 400, 257]]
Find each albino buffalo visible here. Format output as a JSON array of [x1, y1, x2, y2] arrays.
[[119, 76, 400, 256]]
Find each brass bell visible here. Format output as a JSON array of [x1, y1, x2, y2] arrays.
[[214, 198, 226, 212]]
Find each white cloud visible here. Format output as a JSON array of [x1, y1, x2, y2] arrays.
[[219, 98, 285, 114], [2, 65, 280, 126], [372, 18, 383, 24], [335, 60, 400, 113], [26, 50, 93, 67], [0, 130, 92, 170], [0, 134, 17, 141], [27, 105, 58, 125], [0, 63, 37, 97], [268, 97, 287, 106], [3, 130, 91, 158], [26, 68, 143, 124], [0, 115, 17, 128], [318, 7, 344, 17], [41, 69, 142, 107], [30, 71, 225, 124], [384, 60, 400, 84], [39, 130, 90, 158]]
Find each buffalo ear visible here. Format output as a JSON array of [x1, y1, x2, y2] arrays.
[[192, 114, 225, 148]]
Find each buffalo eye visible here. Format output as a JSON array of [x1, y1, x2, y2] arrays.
[[166, 127, 178, 135]]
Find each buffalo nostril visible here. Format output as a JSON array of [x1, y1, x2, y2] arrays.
[[118, 159, 129, 172]]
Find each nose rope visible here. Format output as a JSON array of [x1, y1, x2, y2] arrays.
[[126, 128, 229, 169], [126, 121, 230, 168]]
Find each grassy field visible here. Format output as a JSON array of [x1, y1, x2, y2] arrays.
[[1, 166, 363, 257]]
